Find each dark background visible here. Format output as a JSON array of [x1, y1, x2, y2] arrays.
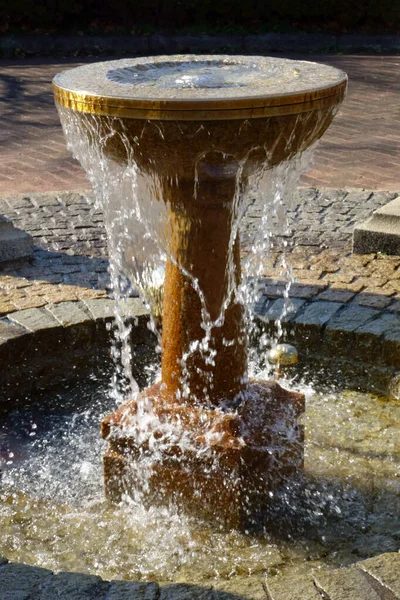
[[1, 0, 399, 34]]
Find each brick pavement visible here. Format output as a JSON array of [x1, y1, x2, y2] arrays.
[[0, 55, 399, 195]]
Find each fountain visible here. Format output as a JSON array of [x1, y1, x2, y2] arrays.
[[52, 55, 347, 527]]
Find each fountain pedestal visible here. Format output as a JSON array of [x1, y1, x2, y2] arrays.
[[53, 55, 346, 526], [101, 380, 304, 527]]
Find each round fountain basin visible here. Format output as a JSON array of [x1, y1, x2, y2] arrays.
[[1, 365, 399, 584]]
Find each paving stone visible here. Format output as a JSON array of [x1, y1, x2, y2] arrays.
[[358, 553, 400, 598], [264, 574, 321, 600], [159, 583, 213, 599], [40, 571, 109, 600], [212, 576, 266, 599], [46, 300, 92, 326], [106, 581, 159, 599], [118, 297, 149, 318], [83, 298, 116, 321], [357, 290, 394, 309], [313, 567, 381, 600], [253, 295, 269, 316], [0, 563, 53, 600], [288, 283, 324, 299], [383, 328, 400, 369], [259, 297, 306, 323], [317, 287, 355, 303], [357, 313, 400, 337], [295, 300, 343, 326], [7, 307, 60, 332], [325, 304, 380, 332], [0, 318, 26, 340], [0, 558, 8, 566]]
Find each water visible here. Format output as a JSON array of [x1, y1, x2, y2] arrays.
[[56, 106, 324, 401], [1, 378, 399, 584]]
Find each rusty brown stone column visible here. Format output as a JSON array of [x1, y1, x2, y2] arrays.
[[160, 165, 247, 406]]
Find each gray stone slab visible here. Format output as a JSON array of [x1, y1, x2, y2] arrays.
[[295, 300, 343, 326], [46, 300, 92, 326], [159, 583, 213, 599], [0, 226, 33, 264], [264, 575, 321, 600], [0, 318, 26, 340], [0, 563, 52, 599], [313, 567, 381, 600], [325, 304, 380, 332], [258, 297, 306, 323], [7, 307, 60, 332], [353, 195, 400, 255], [106, 581, 159, 599], [357, 313, 400, 336], [253, 295, 269, 317], [118, 297, 149, 318], [358, 552, 400, 598], [83, 298, 115, 321], [0, 215, 14, 232], [40, 571, 109, 600], [213, 576, 267, 599]]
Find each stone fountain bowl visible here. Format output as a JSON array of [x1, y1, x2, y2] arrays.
[[53, 55, 347, 174]]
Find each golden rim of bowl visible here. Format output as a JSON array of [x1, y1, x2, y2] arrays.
[[53, 57, 347, 121]]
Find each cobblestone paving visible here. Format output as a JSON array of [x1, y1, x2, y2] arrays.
[[0, 55, 399, 194], [1, 188, 400, 317]]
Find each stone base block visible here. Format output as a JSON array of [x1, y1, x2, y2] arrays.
[[353, 196, 400, 256], [101, 380, 305, 529]]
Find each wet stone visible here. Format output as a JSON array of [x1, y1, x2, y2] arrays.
[[118, 297, 148, 318], [317, 287, 356, 303], [358, 552, 400, 598], [264, 574, 321, 600], [325, 304, 380, 332], [0, 318, 26, 340], [212, 576, 266, 599], [288, 283, 324, 299], [46, 300, 92, 326], [7, 307, 60, 332], [351, 535, 399, 559], [383, 328, 400, 369], [0, 563, 53, 600], [82, 298, 115, 321], [357, 313, 400, 337], [106, 581, 159, 599], [159, 583, 213, 599], [313, 567, 381, 600], [258, 297, 306, 323], [253, 295, 268, 316], [40, 571, 109, 600], [295, 300, 343, 326]]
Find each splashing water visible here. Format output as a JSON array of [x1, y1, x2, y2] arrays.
[[1, 378, 399, 582]]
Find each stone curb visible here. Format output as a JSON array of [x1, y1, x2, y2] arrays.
[[265, 552, 400, 600], [0, 293, 399, 396], [0, 298, 154, 403], [1, 552, 399, 600], [254, 294, 400, 394], [1, 32, 400, 58]]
